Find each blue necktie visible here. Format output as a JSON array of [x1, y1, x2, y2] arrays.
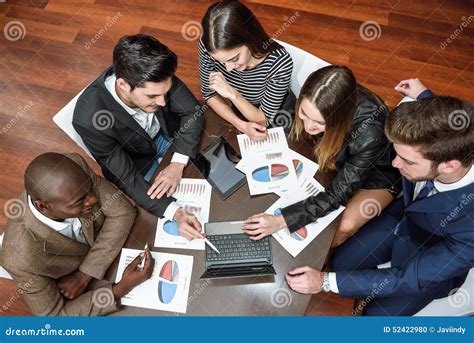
[[394, 179, 435, 236], [414, 179, 435, 201]]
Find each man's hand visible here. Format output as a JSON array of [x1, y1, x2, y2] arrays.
[[242, 213, 286, 240], [147, 162, 185, 199], [209, 72, 237, 100], [285, 266, 324, 294], [113, 248, 154, 299], [174, 208, 203, 240], [394, 78, 428, 99], [238, 121, 267, 141], [57, 270, 93, 300]]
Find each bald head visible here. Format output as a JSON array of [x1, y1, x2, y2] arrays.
[[24, 153, 89, 202]]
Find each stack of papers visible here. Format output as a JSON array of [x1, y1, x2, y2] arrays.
[[236, 127, 344, 257], [266, 178, 345, 257], [236, 127, 319, 196], [154, 178, 212, 250]]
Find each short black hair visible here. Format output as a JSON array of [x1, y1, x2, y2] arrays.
[[113, 34, 177, 90]]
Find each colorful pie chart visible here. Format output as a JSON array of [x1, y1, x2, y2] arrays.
[[163, 220, 179, 236], [158, 260, 179, 304], [273, 208, 307, 241], [293, 159, 303, 178], [290, 227, 308, 241], [252, 164, 289, 182]]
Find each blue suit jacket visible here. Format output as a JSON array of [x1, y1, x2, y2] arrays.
[[336, 177, 474, 297]]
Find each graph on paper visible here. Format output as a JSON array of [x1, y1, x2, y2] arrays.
[[154, 178, 212, 250], [116, 249, 193, 313]]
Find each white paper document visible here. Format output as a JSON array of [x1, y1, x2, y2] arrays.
[[237, 127, 301, 195], [115, 249, 193, 313], [266, 178, 345, 257], [237, 127, 288, 156], [154, 178, 212, 250], [275, 150, 319, 197]]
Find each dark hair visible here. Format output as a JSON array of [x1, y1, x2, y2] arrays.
[[201, 0, 280, 58], [291, 65, 357, 171], [113, 34, 177, 90], [386, 96, 473, 167]]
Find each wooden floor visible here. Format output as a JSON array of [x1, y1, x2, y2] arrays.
[[0, 0, 472, 316]]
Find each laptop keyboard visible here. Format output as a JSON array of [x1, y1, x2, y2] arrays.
[[206, 234, 271, 262]]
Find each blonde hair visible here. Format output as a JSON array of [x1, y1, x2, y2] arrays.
[[291, 66, 357, 171]]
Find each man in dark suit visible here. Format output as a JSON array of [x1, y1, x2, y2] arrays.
[[1, 153, 153, 316], [73, 34, 204, 240], [284, 79, 474, 315]]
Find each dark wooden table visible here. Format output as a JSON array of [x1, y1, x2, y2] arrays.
[[109, 109, 339, 316]]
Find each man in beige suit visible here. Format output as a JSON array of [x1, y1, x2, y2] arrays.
[[1, 152, 154, 316]]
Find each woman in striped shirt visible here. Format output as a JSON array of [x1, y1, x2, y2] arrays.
[[199, 0, 295, 140]]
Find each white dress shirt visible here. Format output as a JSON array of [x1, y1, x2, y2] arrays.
[[104, 74, 188, 220], [104, 74, 189, 165], [330, 164, 473, 293], [28, 196, 87, 244]]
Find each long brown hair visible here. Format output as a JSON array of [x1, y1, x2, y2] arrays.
[[201, 0, 280, 58], [291, 66, 357, 171]]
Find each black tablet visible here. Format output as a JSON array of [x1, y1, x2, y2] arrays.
[[192, 137, 246, 199]]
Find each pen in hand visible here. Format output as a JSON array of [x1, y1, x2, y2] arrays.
[[139, 243, 149, 269]]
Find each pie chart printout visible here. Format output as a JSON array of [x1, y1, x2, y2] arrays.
[[273, 208, 308, 241], [163, 220, 179, 236], [252, 164, 289, 182], [293, 159, 303, 178], [158, 260, 179, 304]]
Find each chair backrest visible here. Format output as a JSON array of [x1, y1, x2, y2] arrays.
[[52, 88, 94, 159], [415, 268, 474, 316], [275, 39, 330, 97]]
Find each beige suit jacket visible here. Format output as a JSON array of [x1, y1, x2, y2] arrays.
[[1, 153, 137, 316]]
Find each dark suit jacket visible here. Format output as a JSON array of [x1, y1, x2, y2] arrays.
[[336, 177, 474, 297], [72, 67, 204, 217], [1, 153, 137, 316]]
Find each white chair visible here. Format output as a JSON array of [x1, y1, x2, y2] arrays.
[[415, 269, 474, 316], [52, 88, 94, 159], [0, 233, 13, 280], [275, 39, 330, 97], [376, 261, 474, 316]]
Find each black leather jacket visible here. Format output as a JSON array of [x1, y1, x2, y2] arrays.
[[282, 86, 401, 232]]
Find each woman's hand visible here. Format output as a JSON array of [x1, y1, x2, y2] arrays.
[[242, 213, 287, 240], [238, 121, 267, 141], [209, 72, 236, 100]]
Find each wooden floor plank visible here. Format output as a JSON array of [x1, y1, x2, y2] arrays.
[[0, 0, 472, 317]]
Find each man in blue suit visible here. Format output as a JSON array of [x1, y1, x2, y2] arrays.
[[285, 79, 473, 315]]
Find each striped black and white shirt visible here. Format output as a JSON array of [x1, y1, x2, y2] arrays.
[[198, 39, 293, 125]]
